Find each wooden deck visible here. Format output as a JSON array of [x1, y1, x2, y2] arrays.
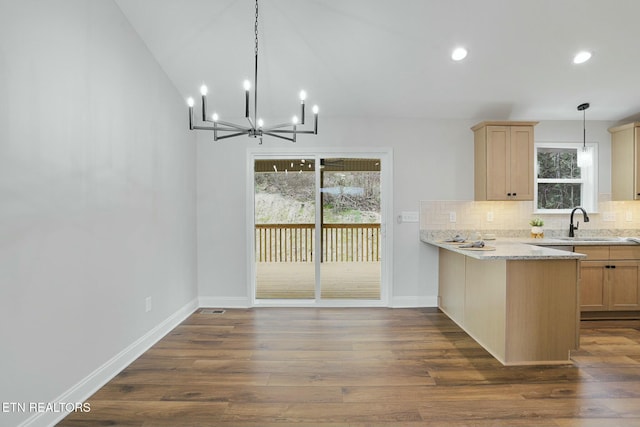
[[256, 262, 380, 299]]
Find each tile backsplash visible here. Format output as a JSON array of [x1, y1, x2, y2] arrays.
[[420, 195, 640, 238]]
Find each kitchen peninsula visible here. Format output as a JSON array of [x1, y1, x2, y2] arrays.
[[422, 237, 586, 366]]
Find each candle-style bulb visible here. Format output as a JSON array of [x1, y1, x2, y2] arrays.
[[212, 113, 219, 122], [299, 90, 307, 102], [312, 105, 319, 114], [243, 80, 251, 91], [292, 115, 299, 125], [258, 118, 264, 128], [187, 97, 195, 107], [200, 85, 208, 96]]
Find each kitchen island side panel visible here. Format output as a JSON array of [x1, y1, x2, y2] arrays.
[[464, 257, 508, 363], [438, 248, 467, 325], [505, 259, 579, 364]]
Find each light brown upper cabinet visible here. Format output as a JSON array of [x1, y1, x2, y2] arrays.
[[472, 121, 538, 201], [610, 122, 640, 200]]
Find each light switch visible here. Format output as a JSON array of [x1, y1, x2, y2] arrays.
[[400, 211, 419, 223]]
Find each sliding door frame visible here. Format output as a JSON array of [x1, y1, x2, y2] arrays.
[[246, 147, 393, 307]]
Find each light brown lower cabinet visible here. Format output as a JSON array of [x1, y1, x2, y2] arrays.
[[438, 249, 579, 365], [578, 246, 640, 312]]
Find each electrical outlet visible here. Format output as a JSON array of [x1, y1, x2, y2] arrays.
[[145, 297, 152, 312], [603, 212, 616, 222], [449, 211, 457, 223], [626, 211, 633, 222], [487, 211, 494, 222]]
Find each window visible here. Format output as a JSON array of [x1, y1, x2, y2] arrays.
[[534, 142, 597, 213]]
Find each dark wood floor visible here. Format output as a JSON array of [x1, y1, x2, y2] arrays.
[[59, 308, 640, 426]]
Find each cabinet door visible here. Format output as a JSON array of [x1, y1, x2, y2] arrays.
[[611, 125, 637, 200], [485, 126, 510, 200], [608, 261, 640, 310], [509, 126, 534, 200], [580, 261, 608, 311]]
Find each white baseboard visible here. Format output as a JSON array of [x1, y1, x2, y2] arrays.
[[20, 298, 199, 427], [199, 296, 251, 308], [391, 295, 438, 308], [200, 295, 435, 309]]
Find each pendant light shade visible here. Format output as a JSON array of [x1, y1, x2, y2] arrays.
[[577, 102, 592, 168]]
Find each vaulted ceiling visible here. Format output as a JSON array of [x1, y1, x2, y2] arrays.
[[116, 0, 640, 123]]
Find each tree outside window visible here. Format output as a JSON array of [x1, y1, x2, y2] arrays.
[[535, 142, 597, 213]]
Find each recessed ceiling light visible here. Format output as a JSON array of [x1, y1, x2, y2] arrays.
[[573, 51, 592, 64], [451, 47, 468, 61]]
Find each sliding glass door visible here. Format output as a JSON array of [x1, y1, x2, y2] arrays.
[[254, 158, 316, 299], [319, 158, 381, 299], [251, 152, 387, 304]]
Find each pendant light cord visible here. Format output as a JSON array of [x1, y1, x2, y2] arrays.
[[577, 102, 590, 150]]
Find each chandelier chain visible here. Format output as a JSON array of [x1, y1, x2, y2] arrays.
[[254, 0, 259, 56]]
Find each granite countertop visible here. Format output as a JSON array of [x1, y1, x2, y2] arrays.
[[421, 230, 640, 260], [424, 238, 587, 260], [518, 237, 638, 246]]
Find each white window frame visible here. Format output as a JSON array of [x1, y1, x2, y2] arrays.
[[534, 141, 598, 214]]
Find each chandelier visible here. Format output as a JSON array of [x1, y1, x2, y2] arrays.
[[186, 0, 319, 143]]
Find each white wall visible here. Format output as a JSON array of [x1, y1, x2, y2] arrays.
[[0, 1, 197, 425], [197, 117, 473, 305], [197, 117, 615, 306]]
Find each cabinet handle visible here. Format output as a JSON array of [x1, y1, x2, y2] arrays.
[[605, 265, 610, 269], [513, 193, 517, 196], [507, 193, 512, 196], [611, 265, 617, 269]]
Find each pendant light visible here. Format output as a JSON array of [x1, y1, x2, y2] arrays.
[[577, 102, 592, 168]]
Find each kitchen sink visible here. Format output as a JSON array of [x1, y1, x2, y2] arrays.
[[557, 236, 625, 242]]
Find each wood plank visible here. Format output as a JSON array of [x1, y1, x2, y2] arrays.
[[58, 308, 640, 426]]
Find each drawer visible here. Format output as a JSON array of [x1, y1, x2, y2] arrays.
[[575, 245, 610, 260], [610, 246, 640, 260]]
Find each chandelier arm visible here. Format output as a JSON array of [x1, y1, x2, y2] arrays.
[[262, 131, 295, 142], [209, 126, 249, 133], [267, 129, 317, 135], [203, 119, 251, 131], [215, 132, 249, 141], [192, 125, 217, 131], [262, 122, 298, 131]]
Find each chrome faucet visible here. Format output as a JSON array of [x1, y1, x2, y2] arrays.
[[569, 207, 590, 237]]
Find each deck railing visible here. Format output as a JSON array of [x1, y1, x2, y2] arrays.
[[255, 223, 381, 262]]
